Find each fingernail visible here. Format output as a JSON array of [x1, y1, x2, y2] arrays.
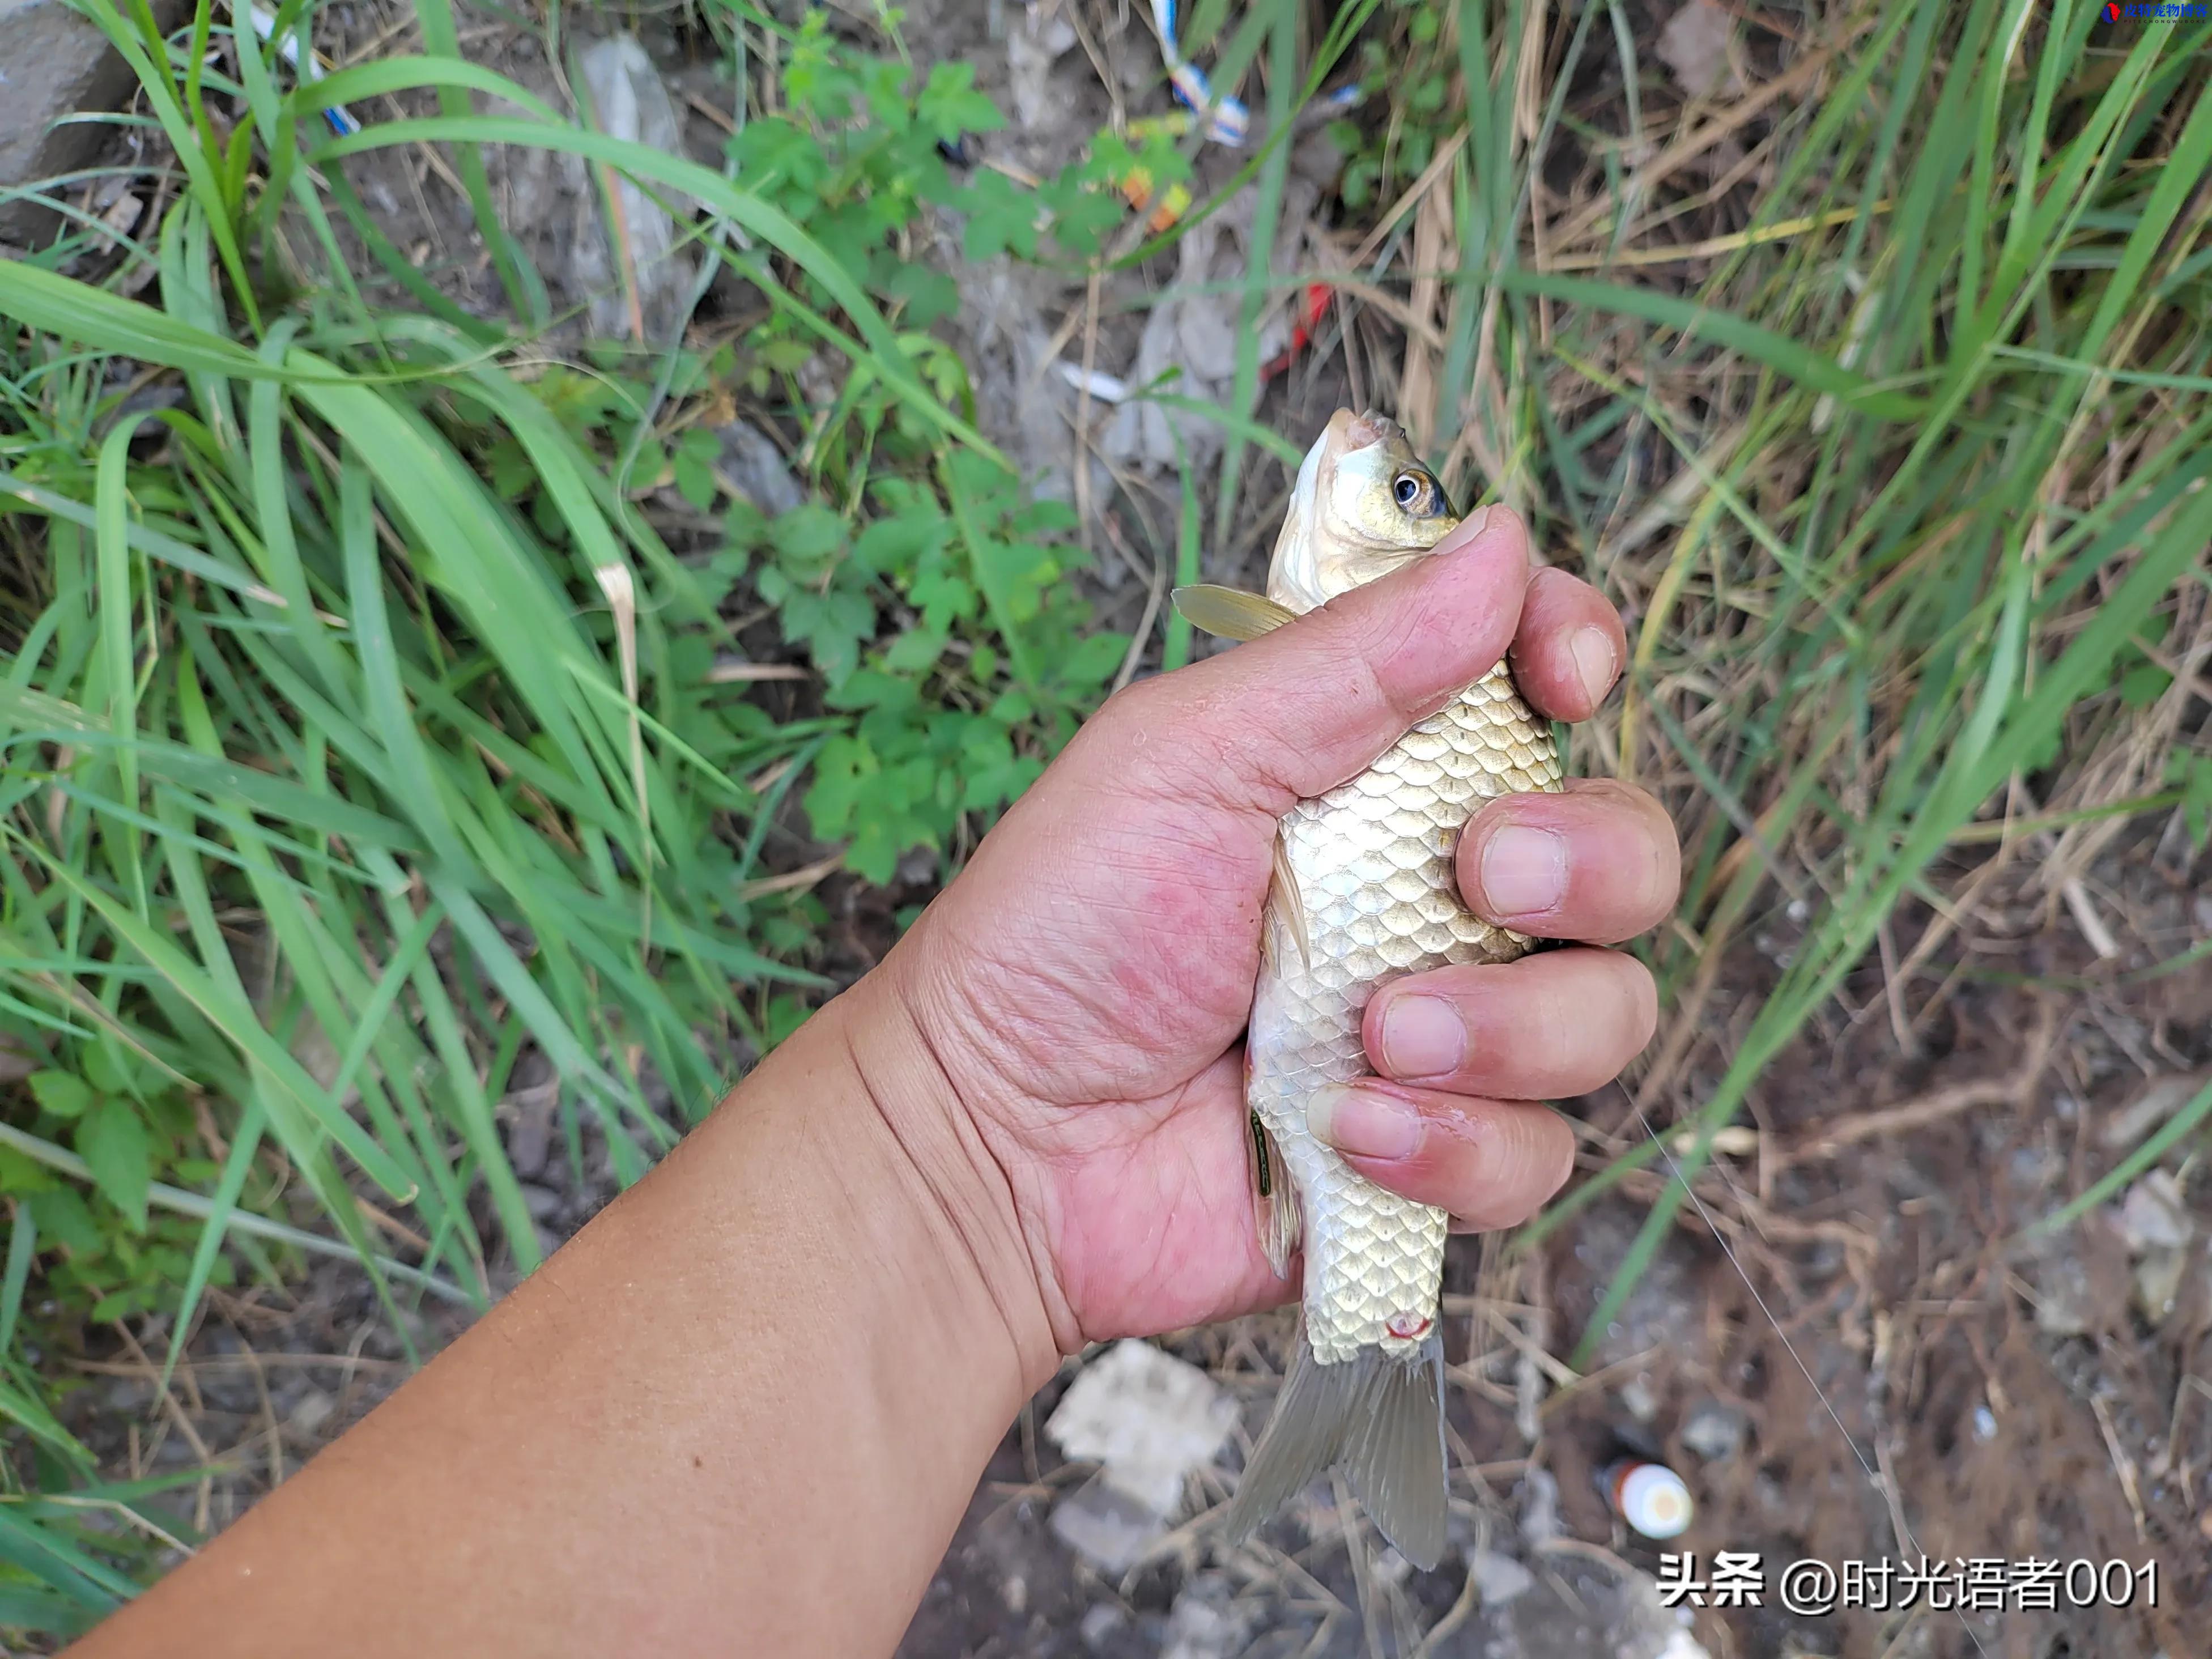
[[1308, 1085, 1423, 1160], [1377, 994, 1465, 1078], [1570, 626, 1617, 708], [1426, 503, 1499, 563], [1480, 824, 1567, 917]]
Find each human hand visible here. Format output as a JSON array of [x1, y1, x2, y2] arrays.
[[852, 507, 1679, 1381]]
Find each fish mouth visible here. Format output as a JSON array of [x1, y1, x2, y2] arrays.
[[1329, 409, 1407, 453]]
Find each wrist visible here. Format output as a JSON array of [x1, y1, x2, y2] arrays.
[[798, 964, 1065, 1397]]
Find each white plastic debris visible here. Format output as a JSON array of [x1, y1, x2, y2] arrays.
[[1008, 4, 1078, 130], [1055, 361, 1131, 403], [1605, 1460, 1694, 1540], [1656, 0, 1737, 99], [1466, 1548, 1536, 1605], [1045, 1338, 1241, 1517], [241, 3, 359, 135]]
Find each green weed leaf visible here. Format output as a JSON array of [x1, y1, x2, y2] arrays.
[[75, 1101, 152, 1232], [26, 1074, 93, 1121]]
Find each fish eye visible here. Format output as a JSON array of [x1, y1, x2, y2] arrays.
[[1393, 471, 1437, 513]]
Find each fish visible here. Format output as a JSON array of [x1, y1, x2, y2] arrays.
[[1173, 410, 1564, 1569]]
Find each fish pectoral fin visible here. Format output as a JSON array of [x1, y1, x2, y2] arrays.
[[1266, 833, 1312, 973], [1220, 1322, 1449, 1571], [1171, 584, 1298, 641], [1245, 1111, 1301, 1281]]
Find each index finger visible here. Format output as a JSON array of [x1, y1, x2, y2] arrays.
[[1506, 565, 1627, 723]]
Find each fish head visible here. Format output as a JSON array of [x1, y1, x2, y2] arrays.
[[1265, 410, 1459, 614]]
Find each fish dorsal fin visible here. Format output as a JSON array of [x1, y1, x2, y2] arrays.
[[1171, 584, 1298, 641]]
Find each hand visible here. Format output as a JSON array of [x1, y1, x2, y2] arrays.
[[867, 507, 1679, 1375]]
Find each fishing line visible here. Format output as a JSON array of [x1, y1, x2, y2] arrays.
[[1633, 1109, 1997, 1659]]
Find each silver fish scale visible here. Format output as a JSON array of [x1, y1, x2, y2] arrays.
[[1248, 665, 1563, 1366]]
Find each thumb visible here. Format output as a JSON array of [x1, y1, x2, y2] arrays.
[[1137, 505, 1533, 813]]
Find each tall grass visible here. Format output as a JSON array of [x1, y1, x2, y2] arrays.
[[1443, 0, 2212, 1363], [0, 0, 2204, 1633], [0, 0, 1063, 1628]]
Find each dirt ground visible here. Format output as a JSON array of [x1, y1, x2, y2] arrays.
[[29, 2, 2212, 1655]]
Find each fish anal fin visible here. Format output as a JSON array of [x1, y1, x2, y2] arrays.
[[1171, 584, 1298, 641]]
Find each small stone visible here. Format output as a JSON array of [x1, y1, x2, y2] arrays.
[[1679, 1399, 1748, 1463], [2117, 1171, 2193, 1253], [288, 1388, 337, 1439], [505, 1094, 555, 1180], [1518, 1465, 1561, 1546], [1049, 1473, 1167, 1573], [1466, 1548, 1535, 1605], [715, 420, 803, 518], [1619, 1375, 1660, 1423], [1972, 1405, 1999, 1443], [517, 1182, 564, 1222], [1160, 1573, 1247, 1659], [2033, 1251, 2098, 1337], [1079, 1602, 1128, 1652], [2135, 1247, 2188, 1324], [1044, 1339, 1239, 1517]]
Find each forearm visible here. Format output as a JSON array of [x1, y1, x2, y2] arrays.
[[74, 974, 1053, 1658]]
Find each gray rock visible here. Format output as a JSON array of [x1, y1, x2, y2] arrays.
[[0, 0, 182, 241], [1048, 1471, 1167, 1573], [287, 1388, 337, 1440], [1679, 1399, 1749, 1462], [575, 35, 697, 343], [1160, 1573, 1248, 1659], [715, 420, 805, 517], [1078, 1602, 1128, 1652], [505, 1091, 556, 1180], [517, 1182, 564, 1222]]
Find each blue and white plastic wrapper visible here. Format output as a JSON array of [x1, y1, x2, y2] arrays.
[[1151, 0, 1250, 146], [244, 3, 360, 136]]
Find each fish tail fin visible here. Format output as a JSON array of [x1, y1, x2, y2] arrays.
[[1222, 1322, 1449, 1569]]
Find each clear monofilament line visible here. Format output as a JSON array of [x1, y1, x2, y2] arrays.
[[1635, 1110, 1997, 1659]]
